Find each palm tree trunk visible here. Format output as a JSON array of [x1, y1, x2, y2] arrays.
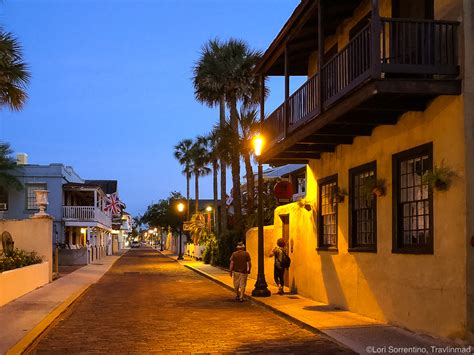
[[229, 97, 242, 231], [243, 152, 254, 213], [186, 172, 190, 220], [195, 172, 199, 213], [219, 96, 228, 234], [213, 159, 219, 234]]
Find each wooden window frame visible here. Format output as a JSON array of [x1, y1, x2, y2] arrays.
[[392, 143, 434, 254], [317, 174, 338, 251], [348, 161, 377, 253]]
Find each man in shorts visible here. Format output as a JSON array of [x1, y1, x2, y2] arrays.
[[229, 242, 251, 302]]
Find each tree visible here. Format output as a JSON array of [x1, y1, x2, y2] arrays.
[[141, 191, 185, 234], [238, 107, 259, 213], [0, 143, 22, 191], [174, 139, 193, 219], [0, 30, 30, 111], [190, 137, 211, 213], [216, 39, 262, 232], [192, 39, 228, 234]]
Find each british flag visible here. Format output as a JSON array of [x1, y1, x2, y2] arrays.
[[104, 193, 125, 215]]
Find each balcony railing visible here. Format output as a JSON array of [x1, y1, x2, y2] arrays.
[[264, 17, 459, 144], [63, 206, 112, 228]]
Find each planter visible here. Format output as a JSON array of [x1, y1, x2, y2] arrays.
[[0, 261, 49, 306]]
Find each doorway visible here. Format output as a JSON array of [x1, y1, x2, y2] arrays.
[[280, 214, 290, 288]]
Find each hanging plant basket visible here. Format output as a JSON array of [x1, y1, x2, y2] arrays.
[[330, 187, 347, 204], [422, 164, 456, 191]]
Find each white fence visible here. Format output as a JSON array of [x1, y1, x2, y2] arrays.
[[185, 243, 205, 260]]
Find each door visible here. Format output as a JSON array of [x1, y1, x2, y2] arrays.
[[391, 0, 434, 66], [280, 214, 290, 288]]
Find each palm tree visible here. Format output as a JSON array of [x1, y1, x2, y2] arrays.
[[190, 137, 211, 214], [198, 131, 219, 233], [218, 39, 262, 232], [0, 30, 30, 111], [0, 142, 22, 191], [238, 107, 259, 213], [193, 39, 228, 234], [174, 139, 193, 219]]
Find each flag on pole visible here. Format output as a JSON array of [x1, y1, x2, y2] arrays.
[[104, 193, 125, 215]]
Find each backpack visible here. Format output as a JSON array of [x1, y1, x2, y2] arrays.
[[280, 249, 291, 269]]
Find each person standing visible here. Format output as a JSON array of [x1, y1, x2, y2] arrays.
[[229, 242, 251, 302], [269, 238, 289, 295]]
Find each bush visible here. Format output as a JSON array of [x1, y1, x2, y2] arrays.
[[0, 248, 43, 272], [215, 230, 243, 268]]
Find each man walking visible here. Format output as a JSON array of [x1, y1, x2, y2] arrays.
[[229, 242, 251, 302]]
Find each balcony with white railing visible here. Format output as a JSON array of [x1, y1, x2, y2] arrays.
[[63, 206, 112, 228]]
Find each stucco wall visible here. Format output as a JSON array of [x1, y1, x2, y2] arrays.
[[246, 226, 275, 285], [0, 217, 53, 281], [0, 262, 49, 306], [260, 94, 467, 340]]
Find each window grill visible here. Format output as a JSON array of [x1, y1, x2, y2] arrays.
[[318, 176, 337, 248], [393, 143, 433, 253], [349, 162, 376, 251]]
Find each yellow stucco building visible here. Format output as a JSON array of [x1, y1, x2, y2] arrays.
[[247, 0, 474, 342]]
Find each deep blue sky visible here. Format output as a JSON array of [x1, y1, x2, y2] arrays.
[[0, 0, 302, 216]]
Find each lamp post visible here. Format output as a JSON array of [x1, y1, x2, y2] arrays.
[[160, 226, 165, 251], [177, 202, 185, 260], [251, 134, 271, 297], [206, 206, 213, 233]]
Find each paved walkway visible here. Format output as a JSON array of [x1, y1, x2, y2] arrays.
[[27, 248, 353, 354], [165, 250, 472, 355], [0, 252, 123, 354]]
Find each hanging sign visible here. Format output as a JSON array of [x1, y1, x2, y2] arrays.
[[274, 181, 293, 203]]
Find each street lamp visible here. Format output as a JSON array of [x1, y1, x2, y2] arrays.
[[177, 202, 185, 260], [206, 206, 213, 233], [160, 226, 165, 251], [252, 134, 271, 297]]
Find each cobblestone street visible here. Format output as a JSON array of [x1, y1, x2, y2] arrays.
[[28, 248, 353, 354]]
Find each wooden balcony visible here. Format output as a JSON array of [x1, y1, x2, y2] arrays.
[[63, 206, 112, 229], [261, 17, 461, 164]]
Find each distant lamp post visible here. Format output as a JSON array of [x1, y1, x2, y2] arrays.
[[252, 134, 271, 297], [177, 202, 185, 260], [206, 206, 213, 233], [160, 226, 165, 251]]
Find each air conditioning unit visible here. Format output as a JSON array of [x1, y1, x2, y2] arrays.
[[0, 203, 8, 211]]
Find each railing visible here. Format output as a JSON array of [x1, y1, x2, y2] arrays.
[[263, 17, 459, 145], [63, 206, 112, 228], [288, 73, 319, 130], [321, 23, 372, 106], [381, 18, 458, 75]]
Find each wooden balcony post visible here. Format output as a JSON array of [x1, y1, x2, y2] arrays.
[[371, 0, 382, 77], [284, 45, 290, 137], [317, 0, 324, 111]]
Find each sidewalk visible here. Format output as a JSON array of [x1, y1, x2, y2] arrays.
[[0, 251, 124, 355], [161, 249, 471, 354]]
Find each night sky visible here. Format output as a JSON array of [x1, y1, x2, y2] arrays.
[[0, 0, 303, 216]]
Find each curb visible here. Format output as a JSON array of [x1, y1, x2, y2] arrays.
[[6, 285, 90, 355], [6, 253, 125, 354], [181, 263, 352, 352]]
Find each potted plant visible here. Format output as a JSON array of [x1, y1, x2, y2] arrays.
[[422, 165, 456, 191], [330, 187, 347, 204], [370, 178, 386, 197]]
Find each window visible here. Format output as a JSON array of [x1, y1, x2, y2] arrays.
[[318, 175, 338, 249], [0, 187, 8, 211], [392, 143, 433, 254], [26, 183, 47, 210], [349, 162, 377, 252]]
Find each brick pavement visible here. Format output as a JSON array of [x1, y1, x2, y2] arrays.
[[27, 248, 354, 354]]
